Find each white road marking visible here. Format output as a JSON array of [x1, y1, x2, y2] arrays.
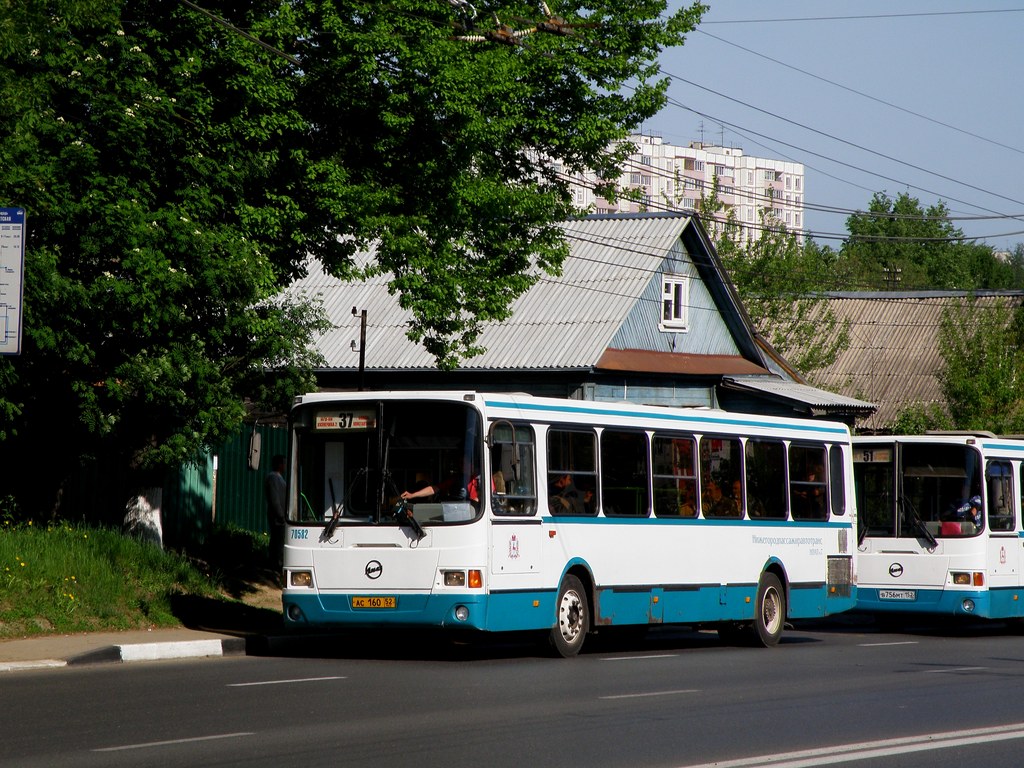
[[93, 732, 254, 752], [927, 666, 986, 674], [600, 689, 699, 700], [601, 654, 679, 661], [228, 676, 345, 687], [673, 722, 1024, 768], [858, 641, 919, 647]]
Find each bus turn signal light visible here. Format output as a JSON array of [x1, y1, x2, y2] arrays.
[[951, 572, 985, 587], [468, 570, 483, 588]]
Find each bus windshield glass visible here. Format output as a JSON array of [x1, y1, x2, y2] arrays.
[[854, 441, 983, 539], [291, 399, 484, 527]]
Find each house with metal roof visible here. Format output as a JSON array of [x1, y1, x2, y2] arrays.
[[797, 291, 1024, 432], [288, 212, 874, 424]]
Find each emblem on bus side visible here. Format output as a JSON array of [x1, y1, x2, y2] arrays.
[[365, 560, 383, 580], [889, 563, 904, 578]]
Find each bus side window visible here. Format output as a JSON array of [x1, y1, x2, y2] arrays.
[[790, 444, 827, 521], [700, 436, 742, 518], [745, 439, 787, 519], [601, 430, 650, 517], [547, 428, 597, 516], [653, 434, 698, 517], [829, 445, 846, 516], [988, 460, 1014, 531], [491, 423, 537, 516]]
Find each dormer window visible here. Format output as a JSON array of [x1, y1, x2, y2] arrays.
[[661, 275, 689, 332]]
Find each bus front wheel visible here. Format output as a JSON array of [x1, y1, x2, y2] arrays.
[[550, 575, 589, 657], [753, 572, 785, 647]]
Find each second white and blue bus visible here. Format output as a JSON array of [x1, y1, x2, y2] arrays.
[[281, 391, 857, 656], [854, 433, 1024, 619]]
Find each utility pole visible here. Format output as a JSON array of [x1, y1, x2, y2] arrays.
[[351, 307, 367, 391]]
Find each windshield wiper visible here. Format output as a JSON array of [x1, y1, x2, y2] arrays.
[[391, 498, 426, 541], [900, 497, 937, 548], [320, 478, 343, 543]]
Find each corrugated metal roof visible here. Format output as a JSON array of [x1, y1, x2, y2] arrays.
[[288, 213, 695, 371], [795, 292, 1024, 429], [722, 376, 875, 412]]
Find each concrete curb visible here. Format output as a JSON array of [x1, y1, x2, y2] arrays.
[[66, 636, 248, 665]]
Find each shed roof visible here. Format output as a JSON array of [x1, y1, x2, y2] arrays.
[[801, 291, 1024, 430]]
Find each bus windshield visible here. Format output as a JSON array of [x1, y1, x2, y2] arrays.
[[854, 441, 983, 539], [291, 399, 484, 527]]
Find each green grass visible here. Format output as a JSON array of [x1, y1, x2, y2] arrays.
[[0, 520, 261, 639]]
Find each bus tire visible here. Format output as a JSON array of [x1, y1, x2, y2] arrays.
[[753, 572, 785, 647], [550, 574, 589, 657]]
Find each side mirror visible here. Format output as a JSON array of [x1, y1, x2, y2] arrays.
[[248, 429, 262, 471]]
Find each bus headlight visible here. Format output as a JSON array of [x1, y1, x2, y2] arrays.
[[290, 570, 313, 588], [443, 570, 466, 587], [951, 572, 971, 585]]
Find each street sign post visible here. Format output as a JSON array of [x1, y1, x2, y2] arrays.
[[0, 207, 25, 356]]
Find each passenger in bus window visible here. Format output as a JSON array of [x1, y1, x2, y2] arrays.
[[549, 473, 585, 514], [678, 483, 697, 517], [731, 480, 745, 516], [703, 478, 738, 517]]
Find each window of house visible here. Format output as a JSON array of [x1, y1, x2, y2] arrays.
[[661, 275, 689, 331]]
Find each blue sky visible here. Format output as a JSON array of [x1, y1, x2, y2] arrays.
[[651, 2, 1024, 251]]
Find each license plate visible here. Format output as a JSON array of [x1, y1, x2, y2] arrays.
[[351, 596, 396, 609], [879, 589, 916, 601]]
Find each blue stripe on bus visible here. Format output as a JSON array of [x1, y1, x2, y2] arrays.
[[984, 442, 1024, 454], [482, 399, 850, 435], [284, 581, 858, 632], [856, 587, 1024, 619], [538, 515, 853, 530]]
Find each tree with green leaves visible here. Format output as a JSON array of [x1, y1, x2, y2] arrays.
[[0, 1, 706, 520], [840, 192, 1008, 290], [937, 299, 1024, 433]]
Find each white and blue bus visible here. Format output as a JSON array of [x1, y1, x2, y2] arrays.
[[854, 433, 1024, 619], [281, 391, 857, 655]]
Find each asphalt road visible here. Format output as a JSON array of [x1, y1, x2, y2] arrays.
[[6, 618, 1024, 768]]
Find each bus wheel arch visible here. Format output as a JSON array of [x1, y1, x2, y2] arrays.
[[549, 568, 592, 658]]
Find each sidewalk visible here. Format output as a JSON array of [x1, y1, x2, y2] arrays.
[[0, 626, 256, 671]]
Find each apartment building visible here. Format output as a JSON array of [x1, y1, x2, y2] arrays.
[[564, 134, 806, 246]]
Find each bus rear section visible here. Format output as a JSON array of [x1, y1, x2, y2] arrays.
[[854, 435, 1024, 619]]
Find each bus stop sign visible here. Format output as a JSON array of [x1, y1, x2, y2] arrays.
[[0, 207, 25, 356]]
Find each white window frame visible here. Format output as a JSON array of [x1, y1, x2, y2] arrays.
[[660, 275, 690, 332]]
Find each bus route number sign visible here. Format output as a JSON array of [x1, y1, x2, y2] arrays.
[[316, 411, 377, 431], [855, 448, 892, 464]]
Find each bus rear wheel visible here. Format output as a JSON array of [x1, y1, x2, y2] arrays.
[[550, 574, 589, 657], [753, 572, 785, 647]]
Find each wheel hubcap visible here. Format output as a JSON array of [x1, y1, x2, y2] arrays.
[[559, 590, 582, 641], [763, 588, 781, 633]]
